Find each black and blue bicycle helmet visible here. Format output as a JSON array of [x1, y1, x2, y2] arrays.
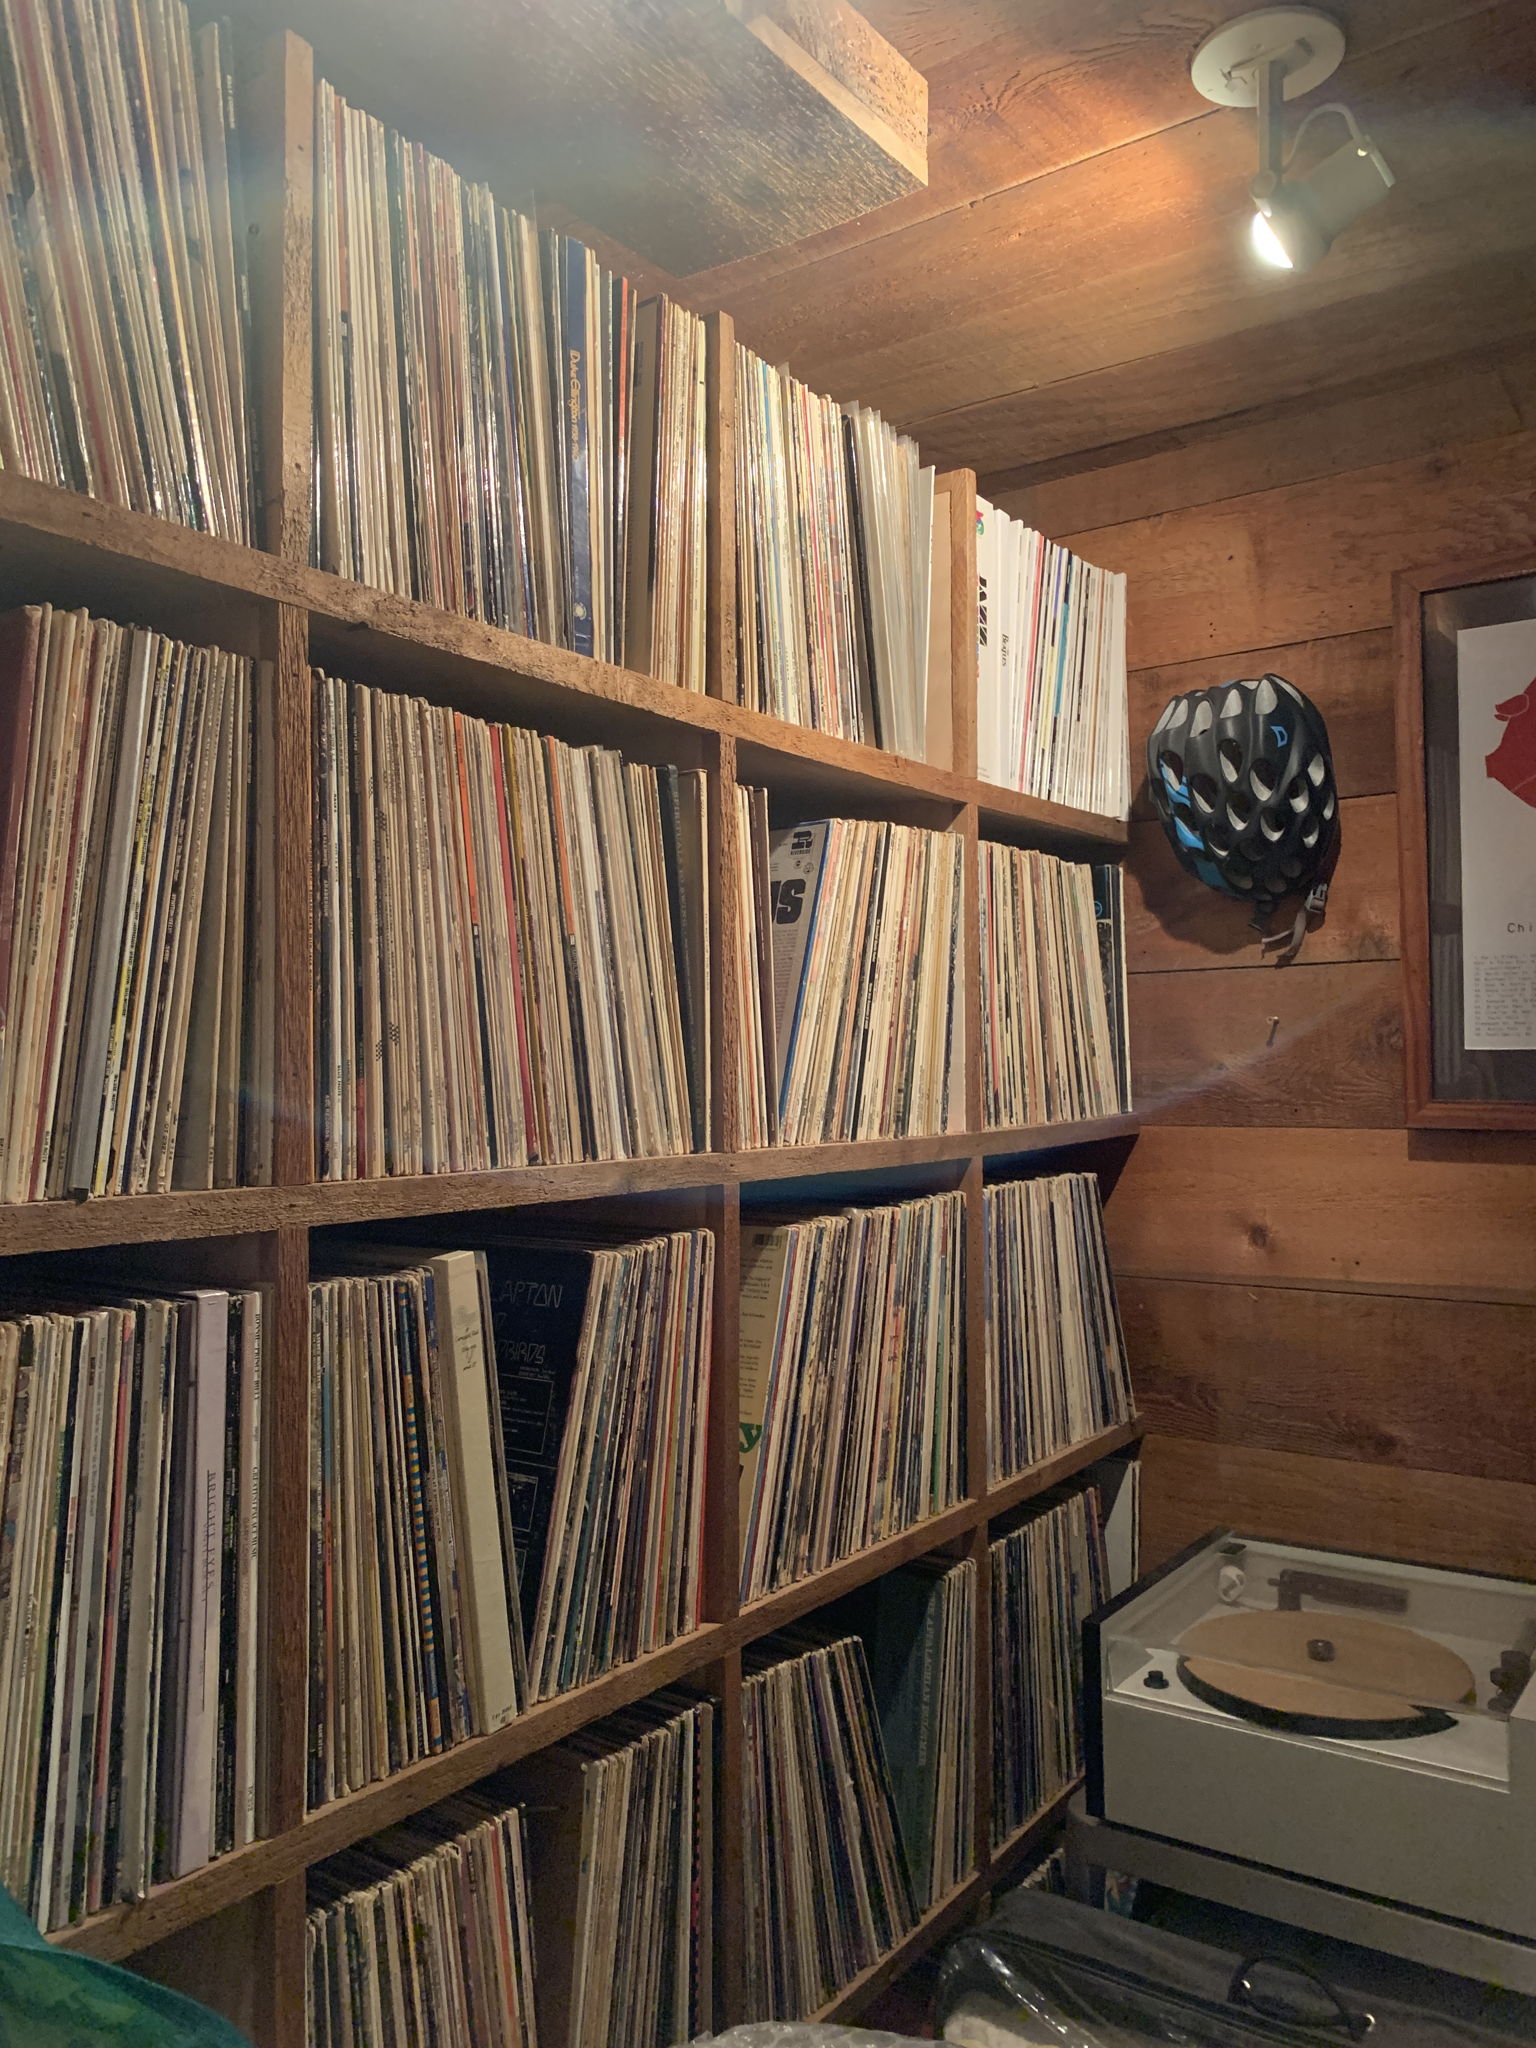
[[1147, 673, 1339, 960]]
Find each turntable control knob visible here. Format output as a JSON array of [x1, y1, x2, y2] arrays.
[[1144, 1669, 1170, 1690], [1307, 1638, 1336, 1662]]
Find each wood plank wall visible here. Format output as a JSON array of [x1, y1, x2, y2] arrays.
[[990, 341, 1536, 1581]]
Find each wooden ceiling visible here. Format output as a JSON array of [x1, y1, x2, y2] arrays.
[[577, 0, 1536, 488]]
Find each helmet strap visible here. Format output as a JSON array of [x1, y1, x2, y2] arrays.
[[1258, 879, 1330, 967]]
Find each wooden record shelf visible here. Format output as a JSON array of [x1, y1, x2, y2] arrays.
[[0, 26, 1141, 2040], [49, 1424, 1137, 1973], [814, 1779, 1084, 2024]]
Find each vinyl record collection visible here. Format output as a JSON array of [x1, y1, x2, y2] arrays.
[[313, 674, 709, 1178], [0, 607, 274, 1202], [975, 500, 1129, 817], [862, 1557, 977, 1910], [0, 1281, 265, 1931], [765, 816, 965, 1145], [981, 846, 1130, 1127], [735, 346, 934, 754], [314, 82, 707, 686], [519, 1690, 714, 2048], [307, 1791, 538, 2048], [991, 1486, 1108, 1846], [474, 1228, 713, 1701], [743, 1630, 916, 2020], [0, 0, 252, 538], [309, 1227, 712, 1807], [308, 1251, 524, 1809], [0, 0, 1146, 2006], [732, 783, 778, 1148], [738, 1191, 963, 1602], [986, 1173, 1134, 1480]]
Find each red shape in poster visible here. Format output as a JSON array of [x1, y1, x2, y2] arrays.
[[1486, 678, 1536, 809]]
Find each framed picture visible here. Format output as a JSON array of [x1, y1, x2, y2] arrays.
[[1395, 550, 1536, 1129]]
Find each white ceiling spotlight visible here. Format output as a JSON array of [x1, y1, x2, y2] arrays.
[[1191, 7, 1395, 271]]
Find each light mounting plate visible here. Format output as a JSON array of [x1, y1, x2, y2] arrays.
[[1190, 7, 1346, 106]]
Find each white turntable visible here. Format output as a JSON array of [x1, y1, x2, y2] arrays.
[[1084, 1532, 1536, 1940]]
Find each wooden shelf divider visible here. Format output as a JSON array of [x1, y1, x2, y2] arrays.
[[812, 1778, 1084, 2024], [0, 28, 1139, 2035], [46, 1420, 1138, 1972]]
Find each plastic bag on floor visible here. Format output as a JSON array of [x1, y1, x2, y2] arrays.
[[0, 1885, 255, 2047], [694, 2029, 932, 2048]]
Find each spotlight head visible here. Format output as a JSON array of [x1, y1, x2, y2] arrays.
[[1194, 10, 1396, 274], [1250, 134, 1395, 271]]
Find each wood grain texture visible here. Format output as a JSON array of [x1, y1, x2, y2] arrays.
[[236, 0, 926, 276], [719, 4, 1536, 425], [1129, 961, 1404, 1129], [128, 1886, 298, 2048], [0, 1119, 1144, 1256], [686, 0, 1487, 306], [987, 345, 1536, 534], [264, 1229, 311, 1840], [269, 607, 314, 1187], [706, 312, 738, 704], [1139, 1436, 1536, 1580], [702, 1185, 743, 1622], [242, 33, 313, 565], [1063, 428, 1536, 673], [1125, 797, 1400, 975], [1121, 1276, 1536, 1484], [1106, 1125, 1536, 1294], [1128, 631, 1396, 823], [914, 251, 1536, 475], [966, 1517, 993, 1884], [739, 0, 929, 173]]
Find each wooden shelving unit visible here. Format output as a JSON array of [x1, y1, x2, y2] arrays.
[[0, 29, 1140, 2040], [813, 1779, 1083, 2024]]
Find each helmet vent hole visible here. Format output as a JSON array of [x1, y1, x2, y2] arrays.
[[1280, 858, 1304, 880], [1286, 776, 1310, 814], [1230, 871, 1254, 890], [1222, 687, 1245, 721], [1205, 821, 1234, 855], [1168, 698, 1191, 729], [1218, 738, 1243, 782], [1250, 758, 1277, 798], [1226, 853, 1251, 880], [1190, 773, 1219, 815], [1260, 807, 1285, 842], [1157, 749, 1184, 792], [1265, 869, 1289, 897], [1307, 753, 1327, 786], [1323, 792, 1336, 821], [1255, 677, 1279, 715], [1227, 788, 1254, 827], [1190, 700, 1214, 739]]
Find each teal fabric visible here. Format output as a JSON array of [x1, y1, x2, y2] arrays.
[[0, 1887, 255, 2047]]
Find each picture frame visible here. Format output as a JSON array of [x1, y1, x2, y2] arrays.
[[1395, 548, 1536, 1130]]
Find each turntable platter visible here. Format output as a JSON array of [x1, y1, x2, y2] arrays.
[[1175, 1609, 1475, 1740]]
